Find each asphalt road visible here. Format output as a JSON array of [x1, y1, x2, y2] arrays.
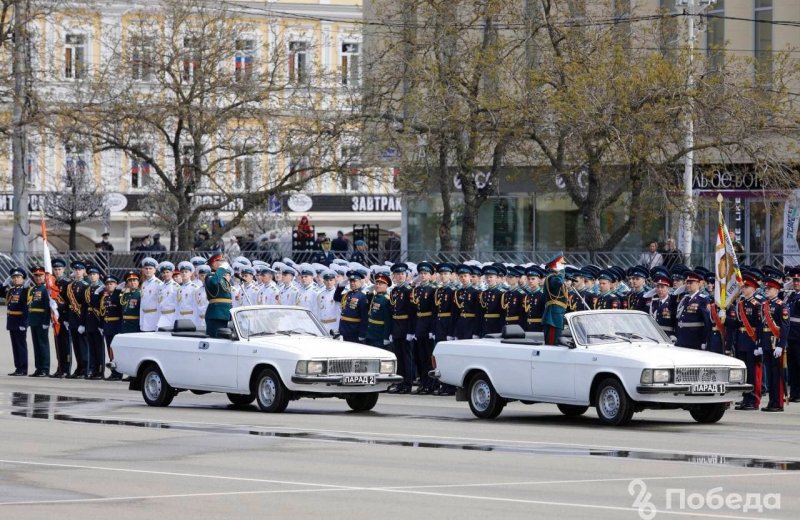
[[0, 313, 798, 519]]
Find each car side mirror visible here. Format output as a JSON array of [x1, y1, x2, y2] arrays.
[[216, 327, 234, 340], [329, 329, 342, 340]]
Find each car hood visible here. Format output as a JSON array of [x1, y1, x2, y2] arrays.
[[249, 334, 395, 359], [590, 342, 745, 367]]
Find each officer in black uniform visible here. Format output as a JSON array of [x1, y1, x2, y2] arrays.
[[479, 264, 506, 337], [339, 270, 369, 343], [624, 265, 650, 312], [388, 263, 414, 393], [734, 273, 764, 410], [761, 275, 789, 412], [502, 266, 526, 328], [523, 265, 546, 332], [675, 270, 711, 350], [101, 274, 124, 380], [3, 267, 29, 375], [50, 258, 72, 378], [649, 274, 677, 339], [366, 273, 393, 349], [786, 266, 800, 402], [594, 270, 620, 310], [66, 261, 90, 378], [27, 266, 52, 377], [432, 263, 457, 396], [84, 265, 105, 379], [411, 261, 436, 394], [453, 264, 481, 339]]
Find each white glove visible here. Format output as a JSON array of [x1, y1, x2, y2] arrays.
[[218, 262, 231, 271], [18, 326, 25, 331], [383, 339, 391, 346], [754, 347, 763, 357], [701, 343, 707, 350], [49, 299, 59, 313], [446, 336, 455, 341], [52, 310, 59, 321], [429, 332, 435, 339], [358, 337, 366, 342], [64, 321, 69, 329], [78, 325, 86, 334], [774, 347, 783, 358], [405, 334, 415, 341], [42, 324, 48, 330], [669, 335, 677, 343], [472, 335, 479, 339], [388, 335, 393, 342]]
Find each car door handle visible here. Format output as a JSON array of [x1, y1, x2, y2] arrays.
[[532, 350, 540, 356], [198, 342, 209, 350]]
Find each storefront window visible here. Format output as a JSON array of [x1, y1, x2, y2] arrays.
[[534, 193, 579, 250], [748, 200, 768, 261], [770, 201, 784, 257]]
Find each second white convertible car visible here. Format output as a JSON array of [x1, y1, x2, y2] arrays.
[[431, 310, 752, 426], [113, 306, 402, 413]]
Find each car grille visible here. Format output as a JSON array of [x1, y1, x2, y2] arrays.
[[675, 367, 729, 384], [327, 359, 380, 375]]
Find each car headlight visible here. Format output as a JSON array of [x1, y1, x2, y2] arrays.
[[295, 360, 327, 375], [380, 360, 395, 374], [641, 369, 672, 384], [729, 368, 745, 384]]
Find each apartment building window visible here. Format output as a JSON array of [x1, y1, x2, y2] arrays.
[[341, 42, 360, 86], [289, 41, 309, 84], [64, 144, 89, 187], [339, 145, 362, 191], [234, 38, 255, 82], [754, 0, 773, 84], [131, 36, 155, 81], [706, 1, 725, 72], [233, 148, 256, 191], [288, 153, 312, 181], [182, 37, 202, 82], [130, 147, 153, 189], [64, 34, 87, 79]]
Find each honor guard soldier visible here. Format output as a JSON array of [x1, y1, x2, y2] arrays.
[[350, 240, 368, 264], [453, 264, 481, 339], [296, 264, 320, 315], [434, 263, 457, 342], [176, 262, 197, 320], [256, 266, 280, 305], [366, 273, 393, 349], [235, 265, 259, 307], [66, 261, 90, 377], [542, 253, 569, 345], [594, 270, 621, 310], [705, 273, 726, 355], [317, 269, 341, 333], [786, 267, 800, 402], [156, 261, 178, 329], [388, 263, 414, 393], [761, 276, 789, 412], [649, 274, 677, 340], [624, 266, 650, 312], [3, 267, 29, 375], [479, 264, 506, 337], [205, 255, 233, 338], [578, 268, 598, 311], [522, 265, 546, 332], [411, 261, 437, 393], [139, 257, 162, 332], [311, 238, 335, 266], [339, 269, 369, 343], [121, 271, 142, 333], [101, 274, 124, 380], [192, 265, 211, 328], [279, 266, 300, 306], [734, 273, 764, 410], [675, 270, 711, 350], [27, 266, 53, 377], [84, 265, 105, 378], [50, 258, 72, 378], [501, 266, 526, 328]]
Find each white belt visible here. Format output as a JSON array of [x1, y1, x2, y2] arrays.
[[660, 326, 674, 332], [678, 322, 704, 328], [790, 317, 800, 324]]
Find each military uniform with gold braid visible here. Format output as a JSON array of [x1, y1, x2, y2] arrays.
[[84, 266, 105, 378], [761, 275, 790, 412], [66, 261, 90, 377], [365, 274, 393, 349], [389, 263, 414, 393], [120, 271, 143, 334], [205, 258, 233, 338], [27, 266, 52, 376], [522, 265, 546, 332], [433, 263, 457, 342], [479, 264, 506, 337], [453, 264, 481, 339], [501, 266, 526, 328]]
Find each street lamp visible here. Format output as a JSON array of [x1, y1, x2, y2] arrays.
[[675, 0, 716, 264]]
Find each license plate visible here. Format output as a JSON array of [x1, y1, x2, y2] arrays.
[[690, 383, 726, 394], [342, 375, 376, 385]]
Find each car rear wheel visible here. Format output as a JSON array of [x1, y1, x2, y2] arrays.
[[557, 404, 589, 417], [690, 403, 726, 423], [594, 378, 634, 426], [346, 393, 379, 412], [255, 368, 289, 413], [141, 365, 174, 407], [227, 393, 256, 406], [467, 372, 505, 419]]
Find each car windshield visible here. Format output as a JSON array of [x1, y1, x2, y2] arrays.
[[234, 307, 326, 339], [569, 312, 670, 346]]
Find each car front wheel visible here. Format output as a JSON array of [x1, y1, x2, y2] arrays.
[[690, 403, 726, 423], [254, 368, 289, 413], [594, 378, 634, 426], [346, 393, 379, 412], [141, 365, 174, 407], [467, 372, 505, 419]]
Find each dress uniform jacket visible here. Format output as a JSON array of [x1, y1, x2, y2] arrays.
[[706, 302, 727, 354], [205, 270, 233, 322], [479, 285, 505, 337], [279, 283, 299, 306], [434, 284, 456, 340], [120, 288, 142, 333], [296, 284, 320, 316], [735, 294, 764, 354], [675, 291, 711, 349], [317, 286, 341, 332], [453, 284, 481, 339], [542, 272, 568, 332], [5, 284, 29, 373], [27, 282, 51, 373], [762, 296, 790, 409], [192, 281, 209, 328], [84, 282, 105, 334], [594, 291, 620, 310], [257, 282, 279, 305], [176, 281, 196, 320], [339, 289, 368, 342], [523, 287, 546, 332], [156, 279, 179, 329], [786, 292, 800, 400], [366, 292, 393, 348], [66, 278, 89, 330], [649, 295, 676, 337], [389, 283, 414, 339], [139, 276, 162, 331], [502, 287, 525, 328], [102, 289, 123, 338], [412, 282, 436, 339], [624, 290, 650, 313]]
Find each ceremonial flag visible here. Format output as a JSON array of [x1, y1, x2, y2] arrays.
[[41, 215, 61, 336], [714, 196, 742, 309]]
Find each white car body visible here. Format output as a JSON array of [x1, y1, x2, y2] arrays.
[[113, 305, 401, 412], [432, 310, 752, 425]]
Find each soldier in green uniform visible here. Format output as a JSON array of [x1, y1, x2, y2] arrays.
[[366, 273, 393, 349], [120, 271, 142, 334], [27, 266, 53, 377], [543, 253, 569, 345], [205, 254, 233, 338]]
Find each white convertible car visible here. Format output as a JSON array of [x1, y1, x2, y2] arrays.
[[431, 310, 752, 426], [112, 305, 402, 413]]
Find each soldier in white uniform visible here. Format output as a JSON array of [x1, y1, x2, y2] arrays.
[[190, 256, 207, 283], [279, 266, 300, 306], [192, 264, 211, 329], [139, 257, 163, 332], [176, 261, 196, 321], [156, 261, 179, 329], [234, 265, 259, 307], [256, 265, 279, 305], [317, 269, 341, 333], [296, 264, 320, 316]]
